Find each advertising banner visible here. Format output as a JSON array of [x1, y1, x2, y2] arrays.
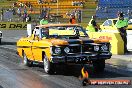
[[0, 22, 27, 30]]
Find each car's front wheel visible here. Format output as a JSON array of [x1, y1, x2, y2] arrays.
[[43, 55, 54, 74]]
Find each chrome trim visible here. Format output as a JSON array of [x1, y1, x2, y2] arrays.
[[88, 43, 101, 45], [51, 56, 65, 59], [67, 53, 80, 54], [68, 44, 80, 46], [67, 54, 98, 57], [54, 46, 62, 47], [100, 52, 111, 55], [83, 52, 93, 53]]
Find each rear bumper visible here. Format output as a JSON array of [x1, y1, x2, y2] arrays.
[[51, 52, 112, 63]]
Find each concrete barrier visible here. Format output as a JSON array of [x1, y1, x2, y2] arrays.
[[88, 32, 124, 55]]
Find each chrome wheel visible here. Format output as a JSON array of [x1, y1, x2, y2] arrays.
[[43, 55, 54, 74], [44, 56, 49, 73], [23, 53, 28, 66]]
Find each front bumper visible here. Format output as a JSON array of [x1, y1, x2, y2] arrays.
[[51, 52, 112, 63]]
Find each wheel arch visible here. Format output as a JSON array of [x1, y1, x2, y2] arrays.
[[22, 49, 24, 56], [42, 51, 46, 61]]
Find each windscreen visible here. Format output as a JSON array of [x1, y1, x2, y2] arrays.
[[41, 26, 88, 39]]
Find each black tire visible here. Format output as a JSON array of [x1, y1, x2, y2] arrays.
[[93, 59, 105, 73], [23, 52, 33, 67], [43, 55, 54, 74]]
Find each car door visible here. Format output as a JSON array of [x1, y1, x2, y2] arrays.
[[31, 28, 42, 62]]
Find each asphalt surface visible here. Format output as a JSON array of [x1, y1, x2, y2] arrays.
[[0, 30, 132, 88]]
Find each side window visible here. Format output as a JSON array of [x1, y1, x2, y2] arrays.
[[103, 20, 112, 26], [108, 20, 112, 26], [41, 28, 49, 38], [58, 27, 66, 30]]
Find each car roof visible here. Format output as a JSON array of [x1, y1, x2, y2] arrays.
[[107, 18, 118, 20], [35, 24, 79, 28]]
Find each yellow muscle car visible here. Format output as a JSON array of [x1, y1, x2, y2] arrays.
[[100, 18, 132, 31], [17, 24, 112, 74]]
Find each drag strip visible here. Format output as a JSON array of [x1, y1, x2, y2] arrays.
[[0, 30, 132, 88]]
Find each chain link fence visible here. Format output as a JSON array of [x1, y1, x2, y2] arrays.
[[0, 7, 102, 25]]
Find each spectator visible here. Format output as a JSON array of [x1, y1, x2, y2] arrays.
[[40, 15, 49, 25], [38, 0, 43, 4], [12, 2, 17, 7], [19, 2, 24, 8], [29, 5, 33, 12], [12, 7, 16, 15], [41, 6, 47, 18], [69, 15, 76, 24], [25, 2, 29, 7], [77, 9, 82, 23], [23, 13, 27, 22], [24, 7, 27, 14], [17, 7, 21, 17]]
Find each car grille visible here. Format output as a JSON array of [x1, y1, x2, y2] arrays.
[[82, 44, 93, 53], [68, 45, 81, 54]]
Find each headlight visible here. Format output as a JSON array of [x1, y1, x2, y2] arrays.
[[101, 44, 108, 51], [64, 47, 70, 54], [54, 47, 61, 54], [94, 46, 99, 51]]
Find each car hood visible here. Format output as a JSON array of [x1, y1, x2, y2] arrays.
[[48, 38, 108, 46]]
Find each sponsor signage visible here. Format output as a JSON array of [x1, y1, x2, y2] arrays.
[[99, 36, 112, 41], [89, 79, 131, 85], [0, 22, 27, 29]]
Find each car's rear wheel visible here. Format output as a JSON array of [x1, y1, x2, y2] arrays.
[[93, 59, 105, 73], [43, 55, 54, 74], [23, 52, 32, 67]]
